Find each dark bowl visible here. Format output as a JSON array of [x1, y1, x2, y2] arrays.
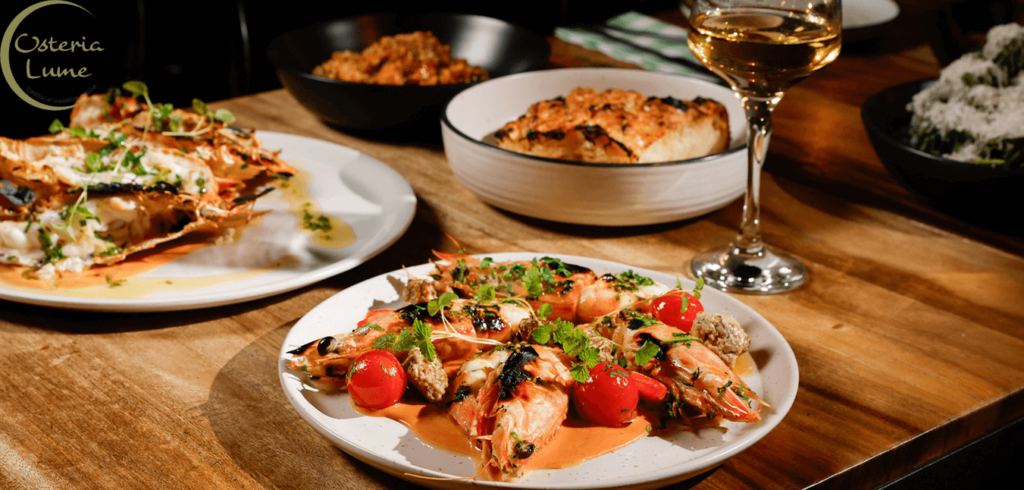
[[861, 79, 1024, 224], [267, 13, 550, 132]]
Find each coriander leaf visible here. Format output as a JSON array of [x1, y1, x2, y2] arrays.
[[569, 363, 591, 384], [122, 80, 148, 97], [49, 119, 65, 134], [561, 329, 590, 357], [85, 153, 104, 172], [168, 113, 183, 132], [428, 291, 458, 316], [531, 323, 553, 344], [479, 257, 494, 269], [522, 265, 545, 297], [364, 323, 384, 331], [676, 276, 682, 289], [537, 303, 552, 319], [634, 341, 661, 367], [418, 340, 437, 362], [412, 318, 432, 342], [578, 347, 601, 369], [373, 333, 397, 350], [693, 276, 705, 299], [393, 329, 417, 352], [473, 284, 496, 303], [192, 98, 211, 118], [540, 256, 571, 277], [551, 320, 575, 345], [214, 108, 235, 124]]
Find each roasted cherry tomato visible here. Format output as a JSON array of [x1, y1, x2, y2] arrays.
[[572, 362, 638, 427], [647, 291, 703, 332], [346, 350, 406, 409], [629, 372, 668, 402]]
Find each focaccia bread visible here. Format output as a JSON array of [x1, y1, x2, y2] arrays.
[[494, 87, 730, 164]]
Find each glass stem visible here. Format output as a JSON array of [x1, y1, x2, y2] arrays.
[[735, 96, 777, 254]]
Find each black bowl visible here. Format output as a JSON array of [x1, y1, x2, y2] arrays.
[[267, 13, 550, 132], [861, 79, 1024, 223]]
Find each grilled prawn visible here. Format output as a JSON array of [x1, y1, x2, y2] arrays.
[[286, 298, 534, 382], [475, 344, 574, 481], [405, 251, 672, 324], [608, 312, 763, 423]]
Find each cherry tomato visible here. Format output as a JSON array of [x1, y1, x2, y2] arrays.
[[629, 372, 668, 402], [346, 350, 407, 409], [647, 291, 703, 332], [572, 362, 638, 427]]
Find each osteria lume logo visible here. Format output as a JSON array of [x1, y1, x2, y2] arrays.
[[2, 0, 102, 110]]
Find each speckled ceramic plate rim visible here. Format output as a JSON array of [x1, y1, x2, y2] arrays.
[[278, 253, 799, 490]]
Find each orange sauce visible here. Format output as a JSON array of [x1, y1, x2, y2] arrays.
[[355, 398, 664, 475], [0, 235, 207, 290]]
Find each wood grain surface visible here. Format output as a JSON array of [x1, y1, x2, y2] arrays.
[[3, 2, 1024, 489]]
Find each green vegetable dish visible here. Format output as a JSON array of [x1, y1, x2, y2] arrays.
[[909, 23, 1024, 168]]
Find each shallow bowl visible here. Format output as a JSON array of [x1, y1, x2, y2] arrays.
[[861, 79, 1024, 222], [267, 13, 550, 131], [441, 68, 747, 226]]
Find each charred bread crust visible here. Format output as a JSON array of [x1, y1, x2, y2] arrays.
[[494, 87, 729, 163]]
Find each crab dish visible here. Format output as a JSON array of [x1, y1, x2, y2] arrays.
[[0, 81, 293, 282]]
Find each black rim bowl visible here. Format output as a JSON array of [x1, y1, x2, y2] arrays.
[[267, 13, 550, 131], [861, 79, 1024, 219]]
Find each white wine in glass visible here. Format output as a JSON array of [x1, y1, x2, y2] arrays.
[[687, 0, 841, 294]]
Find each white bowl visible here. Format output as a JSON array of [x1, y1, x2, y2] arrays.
[[441, 67, 747, 226]]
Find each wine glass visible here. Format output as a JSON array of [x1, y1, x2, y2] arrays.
[[686, 0, 841, 294]]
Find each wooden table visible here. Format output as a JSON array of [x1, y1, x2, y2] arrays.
[[3, 5, 1023, 490]]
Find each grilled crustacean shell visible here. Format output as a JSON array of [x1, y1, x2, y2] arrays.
[[68, 93, 295, 200], [0, 106, 279, 274], [0, 181, 266, 272]]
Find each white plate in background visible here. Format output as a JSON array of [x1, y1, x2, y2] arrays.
[[0, 132, 416, 312], [844, 0, 900, 30], [279, 253, 799, 490]]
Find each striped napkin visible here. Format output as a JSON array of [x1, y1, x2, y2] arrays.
[[555, 11, 716, 81]]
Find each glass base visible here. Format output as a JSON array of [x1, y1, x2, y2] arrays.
[[691, 243, 806, 294]]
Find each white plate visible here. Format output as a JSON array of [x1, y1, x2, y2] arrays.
[[0, 132, 416, 312], [278, 253, 799, 490], [843, 0, 900, 30]]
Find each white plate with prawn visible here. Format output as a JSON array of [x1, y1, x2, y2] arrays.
[[0, 132, 416, 311], [278, 253, 798, 489]]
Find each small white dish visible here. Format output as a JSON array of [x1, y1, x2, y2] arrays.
[[843, 0, 900, 30], [441, 68, 747, 226], [0, 132, 416, 312], [279, 252, 799, 489]]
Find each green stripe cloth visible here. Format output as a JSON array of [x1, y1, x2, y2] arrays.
[[555, 11, 716, 81]]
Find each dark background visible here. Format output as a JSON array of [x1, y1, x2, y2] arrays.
[[0, 0, 677, 139], [1, 0, 1017, 139]]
